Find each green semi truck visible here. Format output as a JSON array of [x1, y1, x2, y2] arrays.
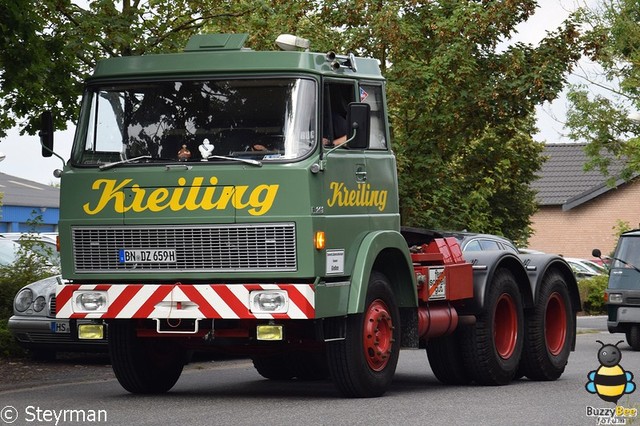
[[42, 33, 580, 397]]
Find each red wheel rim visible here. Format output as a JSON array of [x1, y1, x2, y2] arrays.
[[545, 292, 567, 356], [363, 299, 394, 371], [494, 293, 518, 359]]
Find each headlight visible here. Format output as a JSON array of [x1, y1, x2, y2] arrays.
[[249, 290, 288, 314], [73, 291, 108, 313], [608, 293, 624, 304], [14, 289, 33, 312], [33, 296, 46, 312]]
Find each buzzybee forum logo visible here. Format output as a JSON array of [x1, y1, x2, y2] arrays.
[[585, 340, 638, 424], [586, 341, 635, 403]]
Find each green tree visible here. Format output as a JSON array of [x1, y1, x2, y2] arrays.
[[1, 1, 582, 244], [0, 0, 257, 137], [565, 0, 640, 182], [318, 1, 581, 242]]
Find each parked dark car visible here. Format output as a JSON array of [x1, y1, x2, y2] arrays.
[[8, 275, 107, 359], [446, 231, 519, 254], [595, 229, 640, 351]]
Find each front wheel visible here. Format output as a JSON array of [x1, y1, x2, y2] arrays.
[[520, 271, 575, 380], [327, 271, 401, 398], [461, 268, 524, 385], [109, 320, 186, 394], [626, 325, 640, 351]]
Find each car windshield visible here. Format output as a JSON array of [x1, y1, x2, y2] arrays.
[[612, 236, 640, 271], [71, 78, 317, 165], [0, 239, 20, 265]]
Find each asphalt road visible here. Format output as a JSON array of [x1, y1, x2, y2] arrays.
[[1, 316, 638, 426]]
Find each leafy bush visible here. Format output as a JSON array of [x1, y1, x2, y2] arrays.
[[0, 320, 24, 358], [578, 275, 608, 315]]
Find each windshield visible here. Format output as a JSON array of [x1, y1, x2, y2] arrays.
[[612, 236, 640, 270], [609, 235, 640, 290], [72, 78, 317, 165]]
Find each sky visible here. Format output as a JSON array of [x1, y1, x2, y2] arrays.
[[0, 1, 583, 186]]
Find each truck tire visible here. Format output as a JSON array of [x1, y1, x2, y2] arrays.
[[327, 271, 400, 397], [109, 321, 185, 394], [461, 268, 523, 385], [291, 352, 330, 381], [253, 352, 329, 380], [426, 330, 470, 385], [626, 325, 640, 351], [252, 355, 295, 380], [520, 271, 574, 380]]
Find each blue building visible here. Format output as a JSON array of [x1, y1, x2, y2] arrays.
[[0, 173, 59, 232]]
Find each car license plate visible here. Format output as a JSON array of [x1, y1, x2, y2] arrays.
[[119, 249, 177, 263], [51, 321, 70, 334]]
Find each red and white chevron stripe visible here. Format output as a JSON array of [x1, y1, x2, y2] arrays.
[[56, 283, 315, 320]]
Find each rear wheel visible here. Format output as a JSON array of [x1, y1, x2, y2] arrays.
[[461, 268, 523, 385], [426, 330, 470, 385], [327, 271, 400, 397], [520, 271, 574, 380], [109, 321, 185, 394], [626, 325, 640, 351]]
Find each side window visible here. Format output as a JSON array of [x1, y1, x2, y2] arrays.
[[479, 240, 500, 251], [464, 240, 481, 252], [323, 82, 355, 148], [360, 84, 387, 149]]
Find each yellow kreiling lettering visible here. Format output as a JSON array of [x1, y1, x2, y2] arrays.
[[327, 181, 387, 211], [83, 177, 279, 216]]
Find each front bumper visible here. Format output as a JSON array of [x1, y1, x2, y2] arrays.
[[8, 316, 107, 352]]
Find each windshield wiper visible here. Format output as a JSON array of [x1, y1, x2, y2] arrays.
[[99, 155, 152, 170], [208, 155, 262, 167], [612, 257, 640, 274]]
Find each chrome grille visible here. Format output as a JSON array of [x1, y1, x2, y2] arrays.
[[72, 223, 297, 273], [49, 295, 56, 317]]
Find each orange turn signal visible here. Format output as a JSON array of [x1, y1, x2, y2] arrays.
[[314, 231, 326, 250]]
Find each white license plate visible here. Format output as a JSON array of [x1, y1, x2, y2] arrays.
[[428, 267, 446, 300], [119, 249, 177, 263], [51, 321, 70, 334]]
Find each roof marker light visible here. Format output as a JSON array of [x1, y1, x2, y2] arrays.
[[276, 34, 310, 51]]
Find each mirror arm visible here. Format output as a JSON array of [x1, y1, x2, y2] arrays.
[[40, 140, 66, 169]]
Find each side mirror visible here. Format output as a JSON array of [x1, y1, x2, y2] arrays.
[[345, 102, 370, 149], [592, 248, 602, 258], [39, 110, 54, 157]]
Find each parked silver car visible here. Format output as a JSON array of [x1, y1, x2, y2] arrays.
[[0, 232, 60, 272], [8, 275, 107, 359], [564, 257, 605, 279]]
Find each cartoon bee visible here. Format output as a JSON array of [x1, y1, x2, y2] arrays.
[[586, 340, 636, 404]]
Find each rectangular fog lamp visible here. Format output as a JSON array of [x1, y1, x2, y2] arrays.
[[78, 324, 104, 340], [256, 325, 284, 341]]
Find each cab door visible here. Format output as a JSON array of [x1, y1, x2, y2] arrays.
[[321, 80, 367, 278]]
